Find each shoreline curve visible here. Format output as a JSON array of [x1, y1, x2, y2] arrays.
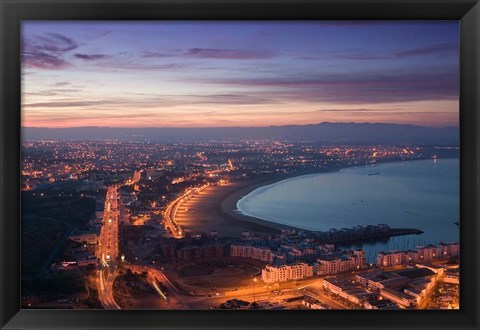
[[219, 157, 458, 234]]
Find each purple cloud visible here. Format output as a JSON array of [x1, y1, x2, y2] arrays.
[[395, 43, 457, 58], [88, 30, 112, 39], [141, 48, 275, 60], [54, 82, 70, 87], [24, 88, 82, 97], [187, 93, 277, 105], [319, 108, 391, 112], [33, 33, 77, 53], [22, 51, 68, 69], [319, 109, 439, 114], [141, 51, 174, 58], [23, 101, 110, 108], [22, 33, 78, 69], [207, 70, 458, 104], [185, 48, 273, 59], [74, 53, 110, 61], [336, 53, 391, 60], [299, 50, 390, 61]]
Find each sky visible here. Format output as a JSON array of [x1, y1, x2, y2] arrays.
[[21, 21, 459, 128]]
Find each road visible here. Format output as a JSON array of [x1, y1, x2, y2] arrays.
[[96, 184, 188, 309], [163, 183, 210, 238], [98, 186, 120, 268], [98, 268, 121, 309], [125, 263, 188, 309], [176, 277, 346, 309], [97, 186, 121, 309], [223, 278, 347, 309], [94, 179, 345, 310]]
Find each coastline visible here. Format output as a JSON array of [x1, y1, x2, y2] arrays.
[[219, 168, 340, 234], [220, 157, 443, 231], [174, 168, 340, 238], [174, 180, 297, 238], [176, 157, 457, 238]]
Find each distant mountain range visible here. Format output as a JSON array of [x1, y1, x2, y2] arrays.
[[22, 122, 459, 144]]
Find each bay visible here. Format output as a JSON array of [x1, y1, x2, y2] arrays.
[[237, 158, 459, 262]]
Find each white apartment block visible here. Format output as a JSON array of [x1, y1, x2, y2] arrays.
[[376, 251, 408, 268], [318, 250, 366, 275], [262, 263, 314, 283], [377, 243, 459, 267], [438, 242, 460, 258]]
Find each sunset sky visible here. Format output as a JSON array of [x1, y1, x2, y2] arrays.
[[22, 21, 459, 128]]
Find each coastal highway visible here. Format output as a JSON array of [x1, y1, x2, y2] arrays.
[[163, 183, 210, 238], [97, 186, 121, 309]]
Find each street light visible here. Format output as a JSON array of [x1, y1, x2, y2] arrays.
[[253, 278, 257, 303]]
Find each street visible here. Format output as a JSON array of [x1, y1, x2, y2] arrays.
[[97, 186, 121, 309], [163, 183, 210, 238]]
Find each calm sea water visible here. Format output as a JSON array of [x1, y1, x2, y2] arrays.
[[237, 158, 459, 262]]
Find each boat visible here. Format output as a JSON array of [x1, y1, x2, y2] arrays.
[[368, 172, 381, 176]]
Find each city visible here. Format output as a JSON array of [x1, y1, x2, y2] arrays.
[[21, 140, 459, 310], [20, 20, 460, 311]]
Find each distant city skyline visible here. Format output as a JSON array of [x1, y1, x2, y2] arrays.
[[22, 21, 459, 128]]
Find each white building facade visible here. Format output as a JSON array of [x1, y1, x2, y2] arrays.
[[262, 263, 314, 283]]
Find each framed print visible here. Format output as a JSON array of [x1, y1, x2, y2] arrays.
[[1, 0, 479, 329]]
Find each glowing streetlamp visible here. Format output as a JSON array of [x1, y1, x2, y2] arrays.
[[253, 277, 257, 303]]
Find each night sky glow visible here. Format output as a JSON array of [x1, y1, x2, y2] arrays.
[[22, 21, 459, 128]]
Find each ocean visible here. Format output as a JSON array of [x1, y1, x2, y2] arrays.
[[237, 158, 459, 262]]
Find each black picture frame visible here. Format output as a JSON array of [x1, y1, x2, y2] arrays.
[[1, 0, 479, 329]]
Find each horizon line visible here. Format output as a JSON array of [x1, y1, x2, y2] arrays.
[[21, 121, 460, 130]]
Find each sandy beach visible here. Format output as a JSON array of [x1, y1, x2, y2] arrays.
[[175, 170, 335, 238], [173, 181, 281, 238]]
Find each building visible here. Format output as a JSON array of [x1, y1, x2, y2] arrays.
[[356, 270, 410, 290], [145, 169, 164, 180], [352, 250, 366, 268], [202, 245, 226, 258], [318, 257, 355, 275], [317, 250, 366, 275], [380, 287, 417, 308], [443, 269, 459, 284], [363, 299, 399, 310], [177, 244, 226, 260], [262, 263, 314, 283], [230, 245, 273, 263], [77, 257, 97, 267], [321, 278, 374, 305], [378, 243, 460, 266], [69, 229, 100, 245], [286, 248, 302, 263], [302, 295, 329, 309], [322, 278, 352, 295], [376, 251, 408, 268], [439, 242, 460, 258], [355, 269, 384, 287], [132, 170, 145, 182], [415, 263, 445, 275], [416, 245, 442, 261]]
